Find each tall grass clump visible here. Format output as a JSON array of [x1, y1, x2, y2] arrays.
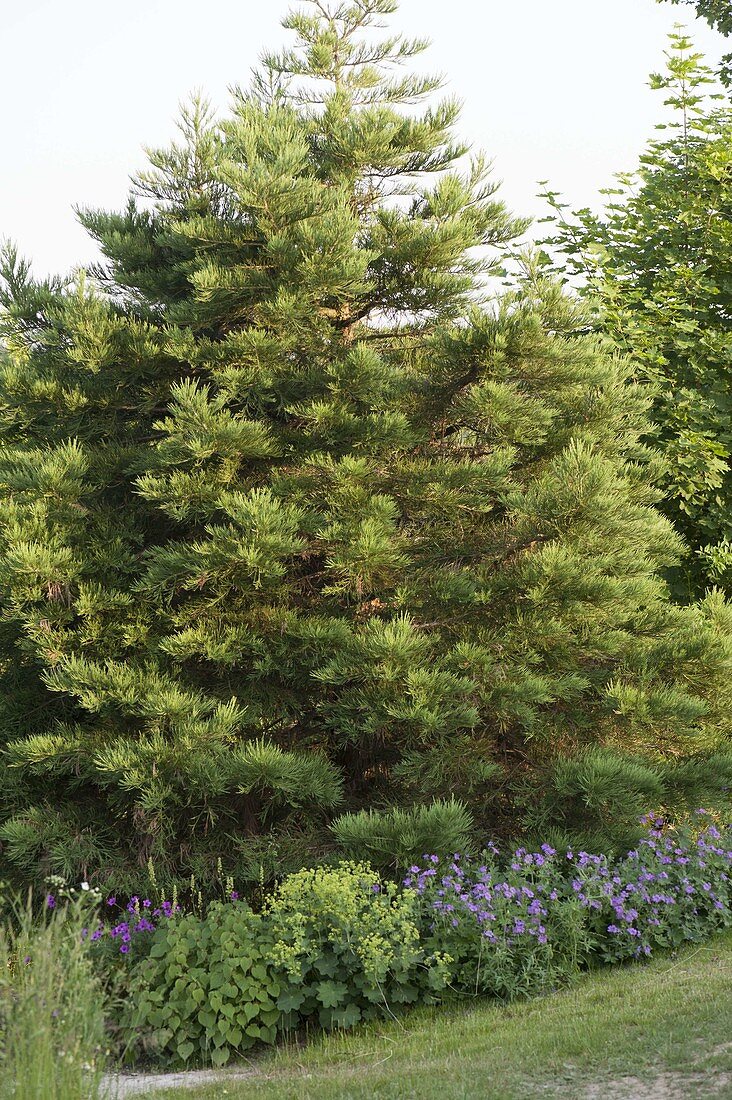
[[0, 886, 108, 1100]]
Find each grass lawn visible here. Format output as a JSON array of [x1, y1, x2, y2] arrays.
[[143, 931, 732, 1100]]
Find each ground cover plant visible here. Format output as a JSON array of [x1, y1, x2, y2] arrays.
[[0, 0, 730, 896]]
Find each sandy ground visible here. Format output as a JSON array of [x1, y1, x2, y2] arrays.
[[102, 1067, 257, 1097], [583, 1072, 731, 1099]]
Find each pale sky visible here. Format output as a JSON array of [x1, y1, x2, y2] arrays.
[[0, 0, 724, 278]]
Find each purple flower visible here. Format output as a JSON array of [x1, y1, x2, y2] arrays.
[[46, 894, 56, 910]]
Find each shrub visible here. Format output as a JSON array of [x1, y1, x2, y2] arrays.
[[332, 800, 474, 871], [122, 862, 449, 1067]]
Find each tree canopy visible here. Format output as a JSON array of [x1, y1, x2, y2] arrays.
[[543, 34, 732, 600], [663, 0, 732, 82]]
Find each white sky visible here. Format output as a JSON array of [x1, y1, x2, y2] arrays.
[[0, 0, 724, 278]]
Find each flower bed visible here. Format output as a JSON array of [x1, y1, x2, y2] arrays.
[[22, 813, 731, 1069], [405, 813, 731, 999], [93, 813, 730, 1066]]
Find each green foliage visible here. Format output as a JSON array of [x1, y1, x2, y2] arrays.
[[122, 861, 449, 1066], [0, 890, 108, 1100], [661, 0, 732, 84], [0, 7, 730, 885], [332, 800, 474, 870], [543, 34, 732, 600], [123, 904, 282, 1066]]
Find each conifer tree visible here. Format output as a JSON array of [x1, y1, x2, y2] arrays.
[[0, 2, 730, 887]]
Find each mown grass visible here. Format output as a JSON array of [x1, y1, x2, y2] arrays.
[[151, 932, 732, 1100]]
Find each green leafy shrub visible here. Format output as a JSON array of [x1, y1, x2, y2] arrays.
[[332, 800, 474, 871], [122, 904, 281, 1067], [122, 862, 449, 1067]]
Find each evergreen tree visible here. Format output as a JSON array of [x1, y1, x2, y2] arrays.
[[543, 34, 732, 600], [0, 3, 730, 888]]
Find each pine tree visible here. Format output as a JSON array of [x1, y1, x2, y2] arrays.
[[0, 3, 730, 888]]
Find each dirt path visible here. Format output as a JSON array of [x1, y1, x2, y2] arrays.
[[102, 1067, 257, 1097], [583, 1071, 731, 1099]]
